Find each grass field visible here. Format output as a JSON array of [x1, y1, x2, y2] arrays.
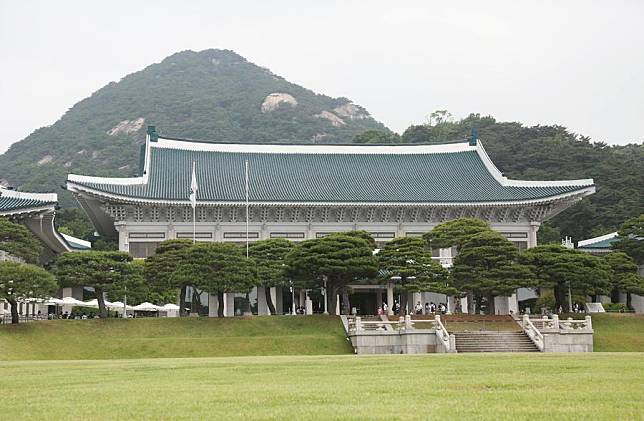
[[587, 313, 644, 352], [1, 313, 644, 360], [0, 353, 642, 420], [0, 316, 352, 360]]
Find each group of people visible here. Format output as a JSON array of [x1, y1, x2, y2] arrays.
[[375, 300, 448, 315], [416, 301, 447, 315]]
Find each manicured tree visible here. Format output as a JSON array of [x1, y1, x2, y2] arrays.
[[520, 244, 612, 310], [248, 238, 295, 315], [604, 252, 644, 309], [0, 217, 43, 263], [377, 237, 452, 315], [53, 251, 131, 318], [109, 260, 176, 306], [144, 239, 193, 316], [612, 215, 644, 265], [286, 233, 378, 314], [174, 242, 257, 317], [422, 217, 491, 251], [423, 218, 493, 313], [452, 231, 535, 314], [0, 261, 57, 324]]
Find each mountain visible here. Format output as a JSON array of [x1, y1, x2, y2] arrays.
[[0, 49, 388, 206]]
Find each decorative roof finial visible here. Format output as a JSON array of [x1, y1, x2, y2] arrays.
[[147, 125, 158, 142], [469, 128, 478, 146]]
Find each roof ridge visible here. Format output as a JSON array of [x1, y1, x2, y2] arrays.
[[157, 134, 470, 147]]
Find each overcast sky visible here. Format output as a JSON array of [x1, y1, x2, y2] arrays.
[[1, 0, 642, 153]]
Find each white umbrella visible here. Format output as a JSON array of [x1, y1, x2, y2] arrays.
[[161, 303, 180, 310], [132, 302, 160, 311], [60, 297, 86, 306], [43, 298, 64, 305], [82, 299, 99, 308], [107, 301, 133, 310]]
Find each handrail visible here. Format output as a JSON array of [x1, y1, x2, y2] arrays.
[[434, 315, 455, 353], [522, 314, 544, 351]]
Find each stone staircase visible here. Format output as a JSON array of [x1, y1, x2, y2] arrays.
[[454, 331, 540, 353]]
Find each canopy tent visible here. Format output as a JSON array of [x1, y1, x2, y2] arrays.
[[107, 301, 134, 310], [60, 297, 86, 306], [160, 303, 180, 311], [132, 302, 161, 312]]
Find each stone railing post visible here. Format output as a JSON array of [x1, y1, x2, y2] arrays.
[[551, 314, 559, 329], [404, 314, 413, 330], [449, 334, 456, 352], [585, 315, 592, 330], [355, 316, 362, 332], [522, 314, 529, 329], [398, 316, 404, 330]]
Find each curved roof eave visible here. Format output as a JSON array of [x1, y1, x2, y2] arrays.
[[66, 181, 595, 208]]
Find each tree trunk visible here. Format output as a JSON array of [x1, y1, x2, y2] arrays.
[[95, 287, 107, 318], [341, 289, 350, 315], [554, 285, 566, 310], [179, 285, 187, 317], [627, 292, 632, 311], [265, 286, 276, 315], [486, 295, 495, 315], [400, 291, 408, 316], [326, 284, 338, 315], [9, 299, 19, 324], [467, 293, 475, 314], [217, 291, 225, 317], [611, 287, 620, 303]]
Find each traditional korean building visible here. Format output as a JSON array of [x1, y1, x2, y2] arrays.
[[66, 127, 596, 316], [0, 187, 89, 262]]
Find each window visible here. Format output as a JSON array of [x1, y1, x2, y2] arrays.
[[176, 232, 213, 239], [405, 232, 424, 237], [511, 241, 528, 251], [128, 242, 161, 258], [270, 232, 305, 239], [129, 232, 165, 239], [316, 232, 333, 238], [501, 232, 528, 239], [370, 232, 395, 239], [223, 232, 259, 239]]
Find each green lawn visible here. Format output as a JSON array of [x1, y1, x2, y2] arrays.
[[0, 316, 352, 360], [0, 353, 642, 420], [588, 313, 644, 352]]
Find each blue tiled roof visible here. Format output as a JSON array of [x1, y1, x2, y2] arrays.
[[0, 193, 56, 213], [68, 138, 594, 204]]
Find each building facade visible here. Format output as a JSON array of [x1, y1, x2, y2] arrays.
[[66, 127, 596, 315]]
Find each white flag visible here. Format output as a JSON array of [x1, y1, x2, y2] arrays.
[[189, 161, 198, 209]]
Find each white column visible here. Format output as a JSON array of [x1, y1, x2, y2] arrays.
[[224, 293, 235, 317], [386, 283, 394, 316], [257, 286, 269, 315], [208, 294, 218, 317], [528, 222, 540, 248], [335, 294, 340, 315]]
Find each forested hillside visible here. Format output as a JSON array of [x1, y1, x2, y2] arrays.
[[0, 49, 386, 206], [0, 48, 639, 243], [354, 113, 644, 241]]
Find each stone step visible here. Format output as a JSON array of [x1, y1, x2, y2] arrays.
[[454, 331, 539, 353]]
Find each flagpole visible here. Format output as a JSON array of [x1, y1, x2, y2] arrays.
[[190, 161, 197, 244], [245, 159, 249, 258]]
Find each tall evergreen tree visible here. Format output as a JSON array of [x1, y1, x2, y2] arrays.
[[521, 244, 612, 310], [0, 218, 43, 264], [612, 214, 644, 265], [0, 261, 57, 324], [175, 242, 257, 317], [286, 233, 378, 314], [248, 239, 294, 315], [144, 239, 193, 316], [452, 231, 535, 314], [603, 252, 644, 309], [423, 218, 491, 251], [377, 237, 452, 315], [53, 251, 131, 318]]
